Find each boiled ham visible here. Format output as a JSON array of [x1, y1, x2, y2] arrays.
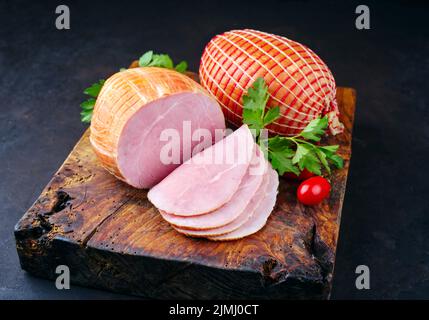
[[173, 160, 271, 237], [209, 166, 279, 241], [90, 67, 225, 189], [147, 125, 255, 215], [148, 124, 279, 241], [160, 144, 267, 230], [199, 29, 344, 136]]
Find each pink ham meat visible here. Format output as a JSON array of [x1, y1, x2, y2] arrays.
[[118, 92, 225, 188], [160, 145, 267, 230], [90, 67, 226, 189], [208, 166, 279, 241], [147, 125, 255, 215], [173, 161, 270, 237]]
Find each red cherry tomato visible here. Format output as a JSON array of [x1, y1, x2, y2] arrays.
[[283, 168, 315, 181], [297, 176, 331, 205]]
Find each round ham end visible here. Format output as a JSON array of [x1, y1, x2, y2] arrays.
[[117, 92, 225, 189], [89, 67, 226, 189]]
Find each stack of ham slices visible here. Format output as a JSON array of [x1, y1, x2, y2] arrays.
[[148, 125, 279, 240]]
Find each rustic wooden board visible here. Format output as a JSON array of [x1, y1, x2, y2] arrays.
[[15, 87, 355, 299]]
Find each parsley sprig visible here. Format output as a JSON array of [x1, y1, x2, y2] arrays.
[[138, 50, 188, 73], [242, 77, 343, 176], [80, 79, 105, 123], [242, 77, 280, 132], [80, 51, 188, 123]]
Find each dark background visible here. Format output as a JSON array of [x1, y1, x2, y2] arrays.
[[0, 0, 428, 299]]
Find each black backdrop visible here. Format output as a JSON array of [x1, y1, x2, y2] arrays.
[[0, 0, 428, 299]]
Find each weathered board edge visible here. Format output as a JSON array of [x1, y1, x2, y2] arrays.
[[325, 87, 356, 298]]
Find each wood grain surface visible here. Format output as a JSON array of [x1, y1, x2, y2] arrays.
[[14, 87, 356, 299]]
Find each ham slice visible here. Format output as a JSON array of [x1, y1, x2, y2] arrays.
[[208, 166, 279, 241], [147, 125, 255, 215], [173, 160, 270, 237], [161, 144, 267, 230], [90, 67, 225, 189]]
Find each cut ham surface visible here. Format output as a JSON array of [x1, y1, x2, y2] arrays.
[[208, 166, 279, 241], [161, 144, 267, 231], [173, 160, 270, 237], [147, 125, 255, 215], [90, 67, 225, 189]]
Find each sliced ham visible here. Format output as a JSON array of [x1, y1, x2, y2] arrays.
[[173, 160, 270, 237], [147, 125, 255, 215], [208, 166, 279, 241], [90, 67, 225, 189], [161, 144, 267, 230]]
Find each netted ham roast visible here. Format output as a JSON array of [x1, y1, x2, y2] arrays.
[[90, 67, 225, 189], [199, 29, 344, 136]]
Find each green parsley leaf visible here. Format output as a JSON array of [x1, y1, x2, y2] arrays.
[[319, 145, 339, 155], [247, 77, 269, 110], [300, 116, 329, 142], [267, 136, 298, 175], [318, 145, 343, 169], [263, 106, 280, 126], [83, 79, 105, 97], [299, 153, 322, 175], [148, 54, 174, 69], [138, 50, 154, 67], [138, 50, 187, 73], [242, 108, 263, 132], [80, 98, 95, 111], [80, 80, 105, 123], [80, 110, 92, 123], [292, 144, 321, 175], [315, 148, 330, 174], [269, 150, 300, 176], [292, 144, 310, 165], [268, 136, 293, 151], [328, 154, 344, 169], [242, 77, 270, 132], [175, 61, 188, 73]]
